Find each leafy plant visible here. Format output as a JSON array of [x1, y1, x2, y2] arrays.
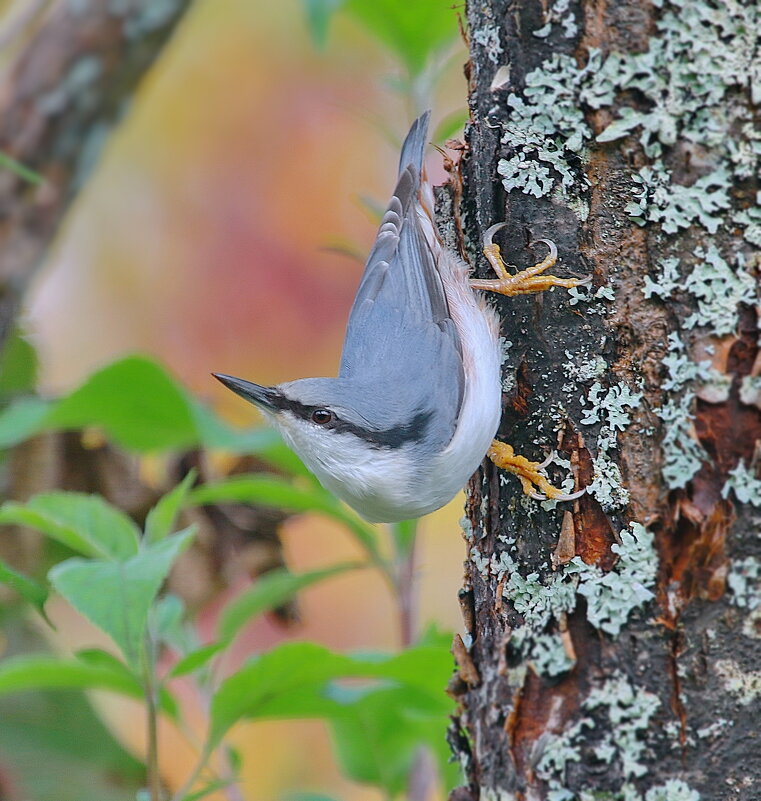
[[0, 480, 458, 799]]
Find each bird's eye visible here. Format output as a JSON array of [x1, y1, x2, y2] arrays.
[[311, 409, 333, 425]]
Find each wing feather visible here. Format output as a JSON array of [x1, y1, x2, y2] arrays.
[[337, 112, 464, 451]]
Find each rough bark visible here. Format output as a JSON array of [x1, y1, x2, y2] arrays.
[[0, 0, 192, 347], [448, 1, 760, 799]]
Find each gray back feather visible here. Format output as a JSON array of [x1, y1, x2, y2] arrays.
[[331, 111, 464, 453]]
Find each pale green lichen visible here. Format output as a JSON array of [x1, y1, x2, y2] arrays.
[[695, 718, 732, 739], [651, 334, 710, 489], [536, 718, 592, 790], [533, 0, 578, 40], [567, 284, 616, 313], [564, 353, 607, 382], [739, 374, 761, 407], [497, 53, 593, 198], [503, 567, 577, 629], [598, 0, 759, 151], [498, 0, 758, 242], [575, 374, 641, 511], [657, 394, 706, 488], [531, 631, 576, 677], [643, 257, 681, 300], [743, 607, 761, 640], [472, 25, 503, 65], [470, 545, 492, 578], [715, 659, 761, 705], [581, 382, 643, 431], [588, 452, 630, 511], [726, 555, 761, 609], [643, 249, 755, 484], [565, 523, 657, 636], [644, 781, 701, 801], [584, 673, 660, 778], [494, 523, 656, 637], [625, 164, 731, 234], [682, 247, 756, 335], [536, 673, 698, 800], [499, 336, 517, 393], [721, 462, 761, 506], [734, 196, 761, 246]]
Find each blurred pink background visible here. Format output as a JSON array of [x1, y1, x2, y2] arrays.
[[25, 1, 470, 798]]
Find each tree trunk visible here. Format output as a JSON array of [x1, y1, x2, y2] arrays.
[[0, 0, 192, 348], [448, 0, 760, 798]]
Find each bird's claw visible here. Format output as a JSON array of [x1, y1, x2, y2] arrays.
[[487, 441, 585, 503], [529, 487, 587, 502], [483, 222, 509, 247], [471, 225, 588, 297]]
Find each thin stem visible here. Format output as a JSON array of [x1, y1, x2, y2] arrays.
[[397, 540, 418, 648], [170, 745, 212, 801], [388, 520, 419, 648], [143, 632, 163, 800], [220, 745, 246, 801]]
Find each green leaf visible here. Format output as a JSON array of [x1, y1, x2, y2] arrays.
[[0, 397, 51, 449], [49, 528, 195, 670], [153, 593, 190, 650], [0, 151, 44, 185], [145, 471, 196, 544], [390, 519, 417, 559], [0, 327, 38, 396], [167, 642, 225, 678], [0, 672, 144, 800], [183, 779, 236, 801], [210, 643, 354, 745], [0, 353, 305, 473], [190, 476, 381, 561], [70, 647, 185, 718], [432, 108, 468, 143], [0, 492, 140, 560], [0, 655, 143, 699], [74, 647, 138, 678], [0, 558, 50, 622], [301, 0, 345, 47], [46, 356, 198, 451], [596, 111, 646, 143], [217, 563, 361, 643], [345, 0, 458, 75], [329, 685, 458, 795], [209, 641, 455, 747]]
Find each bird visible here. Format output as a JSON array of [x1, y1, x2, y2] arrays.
[[214, 112, 585, 523]]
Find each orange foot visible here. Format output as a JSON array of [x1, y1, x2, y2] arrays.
[[487, 441, 585, 502], [470, 222, 590, 297]]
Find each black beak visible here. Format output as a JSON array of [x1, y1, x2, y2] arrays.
[[212, 373, 278, 410]]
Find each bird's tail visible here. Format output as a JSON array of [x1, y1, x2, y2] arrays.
[[397, 110, 431, 177]]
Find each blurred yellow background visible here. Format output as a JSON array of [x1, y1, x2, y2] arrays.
[[23, 1, 471, 799]]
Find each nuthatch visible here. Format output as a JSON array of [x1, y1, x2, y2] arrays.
[[215, 112, 585, 523]]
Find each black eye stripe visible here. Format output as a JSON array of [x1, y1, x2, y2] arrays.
[[272, 394, 431, 449]]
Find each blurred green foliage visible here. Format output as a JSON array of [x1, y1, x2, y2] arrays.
[[0, 151, 44, 185], [0, 0, 467, 796], [0, 341, 460, 799], [302, 0, 460, 76]]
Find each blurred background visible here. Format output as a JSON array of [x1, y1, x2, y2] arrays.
[[0, 0, 474, 799]]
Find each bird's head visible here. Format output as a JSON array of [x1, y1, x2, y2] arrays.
[[213, 373, 432, 473]]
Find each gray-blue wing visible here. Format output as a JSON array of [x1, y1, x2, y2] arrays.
[[338, 112, 464, 451]]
